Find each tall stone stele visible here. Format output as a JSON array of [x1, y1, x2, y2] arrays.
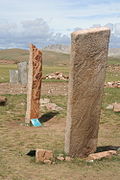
[[18, 61, 28, 85], [65, 27, 110, 157], [25, 44, 42, 124]]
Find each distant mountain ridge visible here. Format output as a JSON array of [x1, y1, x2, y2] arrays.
[[43, 44, 120, 57], [43, 44, 70, 54], [108, 48, 120, 57]]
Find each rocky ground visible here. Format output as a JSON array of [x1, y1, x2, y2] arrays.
[[1, 79, 120, 96], [0, 82, 68, 95]]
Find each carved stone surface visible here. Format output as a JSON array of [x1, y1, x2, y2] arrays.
[[65, 27, 110, 157], [18, 61, 28, 85], [9, 70, 19, 83], [25, 44, 42, 123]]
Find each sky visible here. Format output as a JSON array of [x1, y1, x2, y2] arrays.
[[0, 0, 120, 49]]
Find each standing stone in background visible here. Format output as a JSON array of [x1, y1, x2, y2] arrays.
[[9, 70, 19, 84], [65, 27, 110, 157], [18, 61, 28, 85], [25, 44, 42, 124]]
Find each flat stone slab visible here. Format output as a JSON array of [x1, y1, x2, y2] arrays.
[[87, 150, 117, 160]]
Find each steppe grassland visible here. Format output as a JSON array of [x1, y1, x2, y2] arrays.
[[0, 49, 120, 180]]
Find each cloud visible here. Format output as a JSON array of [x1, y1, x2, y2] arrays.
[[21, 18, 51, 38], [0, 22, 17, 37], [0, 18, 119, 49], [0, 18, 70, 49], [114, 23, 120, 35]]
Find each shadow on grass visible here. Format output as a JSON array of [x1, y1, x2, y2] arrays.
[[96, 145, 120, 152], [27, 150, 36, 157], [39, 111, 59, 123]]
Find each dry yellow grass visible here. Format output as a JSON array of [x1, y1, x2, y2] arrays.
[[0, 93, 120, 180]]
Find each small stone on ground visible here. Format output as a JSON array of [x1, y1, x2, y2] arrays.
[[0, 96, 7, 105], [36, 149, 53, 163], [87, 150, 117, 160], [113, 103, 120, 112]]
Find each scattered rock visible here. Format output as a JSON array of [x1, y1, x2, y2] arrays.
[[21, 102, 25, 106], [117, 148, 120, 151], [44, 150, 53, 160], [43, 160, 52, 164], [57, 156, 65, 161], [0, 96, 7, 105], [65, 156, 72, 161], [86, 159, 94, 163], [43, 72, 69, 81], [40, 98, 63, 111], [106, 104, 113, 110], [45, 103, 63, 111], [87, 150, 117, 160], [36, 149, 53, 163], [113, 103, 120, 112], [56, 154, 65, 161], [105, 81, 120, 88], [40, 98, 50, 105]]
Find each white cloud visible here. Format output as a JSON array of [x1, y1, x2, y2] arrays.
[[0, 18, 70, 49], [21, 18, 51, 38], [114, 23, 120, 35], [0, 17, 120, 49]]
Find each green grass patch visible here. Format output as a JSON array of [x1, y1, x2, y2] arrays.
[[0, 49, 120, 83], [0, 48, 29, 62], [100, 88, 120, 125], [108, 57, 120, 65], [0, 92, 120, 179], [106, 71, 120, 82], [43, 65, 69, 76], [0, 64, 17, 83]]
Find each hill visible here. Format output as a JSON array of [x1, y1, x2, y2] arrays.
[[0, 48, 29, 63], [0, 48, 120, 67], [43, 44, 120, 58], [108, 48, 120, 57], [43, 44, 70, 54], [0, 48, 70, 66]]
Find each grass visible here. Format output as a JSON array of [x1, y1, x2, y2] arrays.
[[0, 49, 120, 179], [101, 88, 120, 126], [43, 66, 69, 76], [0, 91, 120, 179], [108, 57, 120, 65], [0, 64, 17, 83], [0, 48, 29, 62], [0, 64, 69, 83], [0, 49, 70, 83], [1, 58, 120, 83], [105, 71, 120, 82], [0, 48, 120, 83], [0, 48, 70, 65]]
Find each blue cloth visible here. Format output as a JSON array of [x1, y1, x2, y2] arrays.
[[31, 119, 42, 127]]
